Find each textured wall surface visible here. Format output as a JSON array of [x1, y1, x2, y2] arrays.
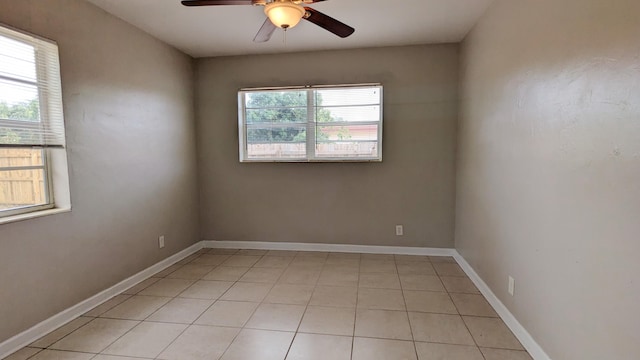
[[456, 0, 640, 358], [196, 45, 459, 248], [0, 0, 200, 343]]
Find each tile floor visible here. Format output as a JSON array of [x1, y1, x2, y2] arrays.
[[4, 249, 533, 360]]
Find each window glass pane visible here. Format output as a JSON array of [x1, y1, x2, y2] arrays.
[[317, 124, 378, 141], [0, 148, 44, 167], [316, 105, 380, 123], [0, 168, 47, 211], [247, 127, 306, 143], [247, 143, 306, 159], [0, 35, 37, 82], [0, 79, 41, 122], [316, 141, 379, 158], [245, 107, 307, 124], [316, 87, 381, 107], [245, 91, 308, 125]]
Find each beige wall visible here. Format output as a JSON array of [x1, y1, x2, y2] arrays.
[[0, 0, 199, 343], [196, 45, 459, 247], [456, 0, 640, 358]]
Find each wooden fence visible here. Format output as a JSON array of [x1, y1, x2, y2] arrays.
[[0, 149, 46, 209]]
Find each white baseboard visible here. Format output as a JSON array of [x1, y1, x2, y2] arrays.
[[204, 240, 457, 256], [453, 252, 552, 360], [0, 242, 203, 360]]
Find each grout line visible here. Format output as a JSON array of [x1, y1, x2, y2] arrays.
[[394, 256, 420, 360]]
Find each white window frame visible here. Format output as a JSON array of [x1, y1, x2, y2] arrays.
[[0, 23, 70, 223], [238, 83, 383, 162]]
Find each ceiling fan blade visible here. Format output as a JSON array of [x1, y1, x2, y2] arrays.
[[303, 7, 355, 38], [254, 18, 277, 43], [181, 0, 253, 6], [301, 0, 327, 3]]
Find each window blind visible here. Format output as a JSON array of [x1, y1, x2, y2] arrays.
[[0, 25, 66, 148]]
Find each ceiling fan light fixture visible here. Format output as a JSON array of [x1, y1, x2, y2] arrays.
[[264, 2, 306, 29]]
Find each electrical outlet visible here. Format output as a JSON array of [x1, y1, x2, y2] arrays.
[[508, 276, 515, 296], [158, 235, 165, 249], [395, 225, 403, 236]]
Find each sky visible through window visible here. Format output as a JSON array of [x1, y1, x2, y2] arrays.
[[0, 34, 38, 105]]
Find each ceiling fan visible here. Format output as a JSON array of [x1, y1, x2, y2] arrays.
[[181, 0, 355, 43]]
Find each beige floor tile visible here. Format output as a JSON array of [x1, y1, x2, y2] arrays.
[[102, 322, 186, 358], [85, 295, 132, 317], [177, 253, 201, 265], [220, 329, 294, 360], [450, 293, 498, 317], [298, 306, 355, 336], [101, 295, 171, 320], [354, 309, 413, 340], [254, 256, 293, 268], [463, 316, 524, 350], [158, 325, 240, 360], [154, 264, 183, 278], [50, 318, 138, 353], [408, 312, 474, 345], [147, 298, 214, 323], [2, 347, 41, 360], [309, 286, 357, 308], [415, 342, 484, 360], [295, 251, 328, 258], [138, 278, 195, 297], [429, 256, 456, 263], [29, 350, 94, 360], [399, 274, 445, 291], [317, 269, 359, 287], [93, 356, 149, 360], [357, 288, 406, 311], [440, 276, 480, 294], [404, 291, 457, 314], [30, 317, 92, 348], [289, 256, 326, 267], [361, 254, 395, 261], [396, 262, 436, 275], [178, 280, 234, 299], [219, 282, 273, 302], [264, 284, 314, 305], [327, 252, 360, 260], [122, 277, 161, 295], [279, 267, 322, 285], [266, 250, 298, 257], [359, 273, 401, 289], [234, 249, 266, 255], [324, 258, 360, 268], [433, 263, 467, 277], [480, 348, 533, 360], [239, 267, 284, 283], [360, 260, 397, 273], [318, 266, 359, 286], [190, 254, 231, 266], [166, 265, 215, 280], [195, 300, 259, 327], [245, 303, 306, 331], [394, 255, 430, 262], [351, 337, 417, 360], [221, 255, 262, 267], [208, 248, 239, 255], [203, 266, 249, 281], [286, 333, 352, 360]]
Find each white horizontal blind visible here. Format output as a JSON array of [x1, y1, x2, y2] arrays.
[[238, 84, 383, 162], [0, 25, 66, 148]]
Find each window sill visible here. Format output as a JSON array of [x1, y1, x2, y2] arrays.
[[0, 207, 71, 226]]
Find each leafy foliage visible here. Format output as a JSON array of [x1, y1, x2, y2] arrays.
[[0, 99, 41, 144], [245, 91, 338, 143]]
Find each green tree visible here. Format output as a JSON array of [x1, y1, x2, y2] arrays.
[[245, 91, 338, 143], [0, 99, 41, 144]]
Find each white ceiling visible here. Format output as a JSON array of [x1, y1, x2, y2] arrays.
[[86, 0, 494, 58]]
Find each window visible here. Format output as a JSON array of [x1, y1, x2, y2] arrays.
[[0, 24, 69, 220], [238, 84, 383, 162]]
